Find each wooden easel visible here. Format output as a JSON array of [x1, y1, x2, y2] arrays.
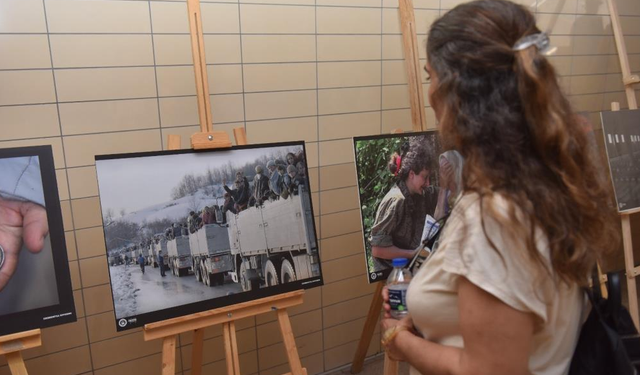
[[0, 329, 42, 375], [145, 2, 307, 375], [351, 1, 425, 373], [606, 0, 640, 329]]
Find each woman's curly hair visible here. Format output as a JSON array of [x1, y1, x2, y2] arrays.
[[427, 0, 619, 286]]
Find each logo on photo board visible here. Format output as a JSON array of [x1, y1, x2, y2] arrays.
[[118, 319, 128, 328]]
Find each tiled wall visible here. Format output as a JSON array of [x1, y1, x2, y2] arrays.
[[1, 0, 639, 374]]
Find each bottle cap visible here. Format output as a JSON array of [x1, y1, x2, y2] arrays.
[[392, 258, 408, 267]]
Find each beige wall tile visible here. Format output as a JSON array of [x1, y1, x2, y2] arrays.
[[319, 139, 356, 166], [536, 14, 575, 35], [244, 63, 317, 92], [246, 116, 317, 144], [319, 186, 359, 215], [382, 35, 403, 59], [323, 334, 379, 370], [320, 231, 364, 263], [195, 352, 257, 375], [319, 112, 380, 141], [150, 1, 189, 33], [572, 35, 615, 55], [318, 35, 381, 61], [76, 227, 106, 259], [22, 346, 92, 375], [322, 273, 375, 306], [257, 310, 322, 348], [0, 104, 60, 141], [616, 0, 640, 16], [571, 55, 609, 75], [50, 35, 154, 69], [382, 8, 439, 35], [60, 200, 73, 231], [306, 142, 319, 168], [25, 319, 88, 359], [153, 35, 192, 66], [570, 74, 608, 95], [0, 70, 56, 106], [258, 331, 322, 370], [208, 64, 244, 94], [603, 92, 628, 110], [605, 74, 625, 92], [56, 169, 69, 201], [67, 166, 99, 199], [94, 353, 166, 375], [620, 16, 640, 36], [69, 260, 81, 290], [46, 0, 151, 33], [73, 289, 85, 318], [79, 258, 109, 290], [159, 97, 199, 127], [318, 61, 381, 89], [382, 60, 408, 85], [245, 90, 317, 121], [260, 352, 323, 375], [63, 129, 162, 168], [323, 0, 381, 6], [71, 196, 104, 230], [318, 7, 381, 34], [241, 4, 315, 34], [242, 0, 314, 4], [55, 67, 157, 102], [59, 99, 160, 136], [607, 54, 622, 74], [202, 2, 241, 33], [211, 94, 246, 123], [576, 0, 609, 14], [320, 209, 362, 238], [572, 15, 612, 36], [0, 137, 65, 169], [546, 55, 572, 76], [157, 66, 196, 97], [90, 332, 162, 369], [0, 35, 50, 69], [242, 35, 316, 63], [382, 85, 410, 110], [83, 284, 114, 316], [538, 0, 577, 13], [322, 253, 366, 284], [65, 231, 78, 261], [0, 0, 46, 33], [550, 35, 574, 56], [319, 87, 381, 115], [382, 108, 412, 133], [322, 293, 373, 328], [205, 35, 243, 64], [319, 163, 357, 191], [324, 316, 377, 350], [570, 93, 605, 112]]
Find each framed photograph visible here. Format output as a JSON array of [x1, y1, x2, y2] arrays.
[[95, 141, 322, 331], [601, 109, 640, 213], [354, 131, 461, 283], [0, 145, 76, 336]]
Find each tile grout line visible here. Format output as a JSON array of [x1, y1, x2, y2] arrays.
[[40, 0, 98, 372]]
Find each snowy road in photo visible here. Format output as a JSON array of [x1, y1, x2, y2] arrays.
[[110, 264, 243, 319]]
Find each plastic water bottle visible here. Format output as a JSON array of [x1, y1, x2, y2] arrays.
[[387, 258, 412, 319]]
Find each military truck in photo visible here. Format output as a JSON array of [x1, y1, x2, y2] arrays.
[[167, 235, 191, 276], [189, 224, 233, 286], [227, 186, 319, 292]]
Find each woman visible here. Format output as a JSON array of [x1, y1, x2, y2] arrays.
[[369, 137, 435, 271], [380, 1, 619, 374]]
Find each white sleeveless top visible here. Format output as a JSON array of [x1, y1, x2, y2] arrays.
[[406, 193, 585, 375]]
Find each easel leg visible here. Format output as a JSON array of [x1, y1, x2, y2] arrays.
[[6, 351, 28, 375], [383, 352, 398, 375], [622, 215, 640, 329], [351, 283, 384, 374], [162, 336, 177, 375], [191, 328, 205, 375], [277, 309, 306, 375], [223, 322, 241, 375]]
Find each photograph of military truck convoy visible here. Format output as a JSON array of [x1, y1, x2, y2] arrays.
[[95, 141, 321, 331]]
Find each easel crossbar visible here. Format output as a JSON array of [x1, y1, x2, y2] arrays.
[[144, 291, 304, 341], [0, 330, 42, 356]]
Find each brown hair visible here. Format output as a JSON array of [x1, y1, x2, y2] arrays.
[[427, 0, 618, 286], [388, 137, 434, 181]]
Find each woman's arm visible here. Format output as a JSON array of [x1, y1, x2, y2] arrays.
[[383, 277, 535, 375], [372, 245, 416, 260]]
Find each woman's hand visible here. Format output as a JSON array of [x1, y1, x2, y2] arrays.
[[381, 316, 414, 362], [382, 286, 392, 318]]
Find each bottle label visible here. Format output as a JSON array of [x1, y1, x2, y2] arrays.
[[388, 288, 408, 313]]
